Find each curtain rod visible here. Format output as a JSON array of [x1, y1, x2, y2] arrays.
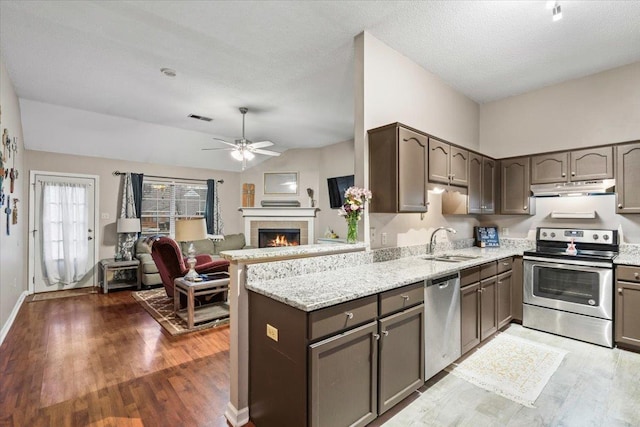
[[112, 171, 223, 184]]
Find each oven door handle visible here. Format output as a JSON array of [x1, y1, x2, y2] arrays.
[[523, 255, 612, 269]]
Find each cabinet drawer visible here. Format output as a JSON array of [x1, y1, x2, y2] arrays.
[[379, 282, 424, 317], [461, 266, 480, 287], [497, 257, 513, 274], [618, 265, 640, 283], [480, 261, 498, 280], [308, 295, 378, 341]]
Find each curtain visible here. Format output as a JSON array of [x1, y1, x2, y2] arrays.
[[131, 173, 144, 219], [117, 173, 138, 260], [205, 179, 224, 235], [42, 182, 90, 285]]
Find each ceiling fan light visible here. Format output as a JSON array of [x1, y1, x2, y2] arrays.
[[243, 150, 255, 160], [231, 150, 244, 161]]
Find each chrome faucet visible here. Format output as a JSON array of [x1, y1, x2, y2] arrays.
[[428, 227, 457, 254]]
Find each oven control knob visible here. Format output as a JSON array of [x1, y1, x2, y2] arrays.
[[542, 232, 548, 238], [603, 234, 609, 241], [550, 232, 556, 238], [593, 234, 599, 240]]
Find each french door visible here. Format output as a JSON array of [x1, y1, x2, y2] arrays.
[[29, 172, 99, 293]]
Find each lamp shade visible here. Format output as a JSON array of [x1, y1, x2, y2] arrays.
[[117, 218, 141, 233], [175, 217, 207, 242]]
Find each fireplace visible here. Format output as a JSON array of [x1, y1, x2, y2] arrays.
[[259, 228, 301, 248]]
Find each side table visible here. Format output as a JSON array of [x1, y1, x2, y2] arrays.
[[174, 273, 230, 329], [99, 259, 141, 294]]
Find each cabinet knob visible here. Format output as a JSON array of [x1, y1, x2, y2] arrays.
[[618, 288, 623, 294], [618, 204, 623, 209], [523, 206, 528, 210], [373, 333, 380, 340], [561, 173, 566, 177], [401, 295, 410, 301], [345, 312, 354, 320], [635, 272, 639, 279], [571, 172, 576, 176], [383, 330, 389, 337], [498, 281, 502, 284], [502, 262, 509, 266]]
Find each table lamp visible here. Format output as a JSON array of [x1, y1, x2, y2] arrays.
[[175, 217, 207, 281], [117, 218, 141, 260]]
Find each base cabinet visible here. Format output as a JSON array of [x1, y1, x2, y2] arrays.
[[249, 282, 424, 427], [615, 265, 640, 350], [460, 282, 481, 355], [480, 276, 498, 341], [497, 271, 513, 329], [511, 257, 524, 322]]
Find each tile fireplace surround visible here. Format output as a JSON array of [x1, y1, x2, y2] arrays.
[[239, 207, 319, 248]]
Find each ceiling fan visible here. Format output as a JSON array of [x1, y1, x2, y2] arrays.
[[203, 107, 280, 170]]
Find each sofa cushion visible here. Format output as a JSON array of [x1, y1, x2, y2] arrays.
[[179, 238, 215, 256], [214, 233, 246, 253]]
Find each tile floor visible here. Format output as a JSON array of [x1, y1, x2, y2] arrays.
[[377, 324, 640, 427]]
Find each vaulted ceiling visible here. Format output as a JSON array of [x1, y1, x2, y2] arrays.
[[1, 1, 639, 171]]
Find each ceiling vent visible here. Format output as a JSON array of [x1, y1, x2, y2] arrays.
[[188, 114, 213, 122]]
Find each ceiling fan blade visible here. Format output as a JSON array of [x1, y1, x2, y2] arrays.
[[212, 138, 238, 148], [248, 140, 274, 149], [202, 147, 234, 151], [252, 148, 281, 156]]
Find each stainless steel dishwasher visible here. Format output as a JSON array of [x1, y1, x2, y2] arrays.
[[425, 272, 461, 380]]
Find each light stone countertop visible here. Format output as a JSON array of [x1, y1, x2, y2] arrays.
[[220, 242, 367, 262], [614, 249, 640, 266], [245, 247, 525, 312]]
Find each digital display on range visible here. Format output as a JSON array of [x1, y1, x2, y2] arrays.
[[564, 230, 584, 237]]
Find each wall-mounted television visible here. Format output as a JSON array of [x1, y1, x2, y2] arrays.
[[327, 175, 354, 209]]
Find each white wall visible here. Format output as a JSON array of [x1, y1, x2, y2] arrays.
[[239, 140, 355, 241], [480, 62, 640, 158], [0, 55, 28, 337], [26, 151, 243, 260], [355, 32, 481, 248]]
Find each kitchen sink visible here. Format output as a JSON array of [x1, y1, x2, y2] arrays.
[[421, 254, 482, 263]]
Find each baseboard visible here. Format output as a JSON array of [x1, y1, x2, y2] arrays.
[[224, 403, 249, 427], [0, 290, 28, 347]]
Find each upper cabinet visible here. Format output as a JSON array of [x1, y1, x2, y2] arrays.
[[369, 124, 429, 213], [468, 153, 495, 214], [500, 157, 533, 215], [531, 147, 613, 184], [428, 138, 469, 187], [616, 142, 640, 214]]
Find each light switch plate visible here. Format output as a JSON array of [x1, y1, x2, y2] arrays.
[[266, 324, 278, 342]]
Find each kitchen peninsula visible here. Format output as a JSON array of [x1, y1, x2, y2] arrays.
[[222, 240, 532, 426]]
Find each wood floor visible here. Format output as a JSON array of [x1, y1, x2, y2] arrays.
[[0, 289, 232, 427]]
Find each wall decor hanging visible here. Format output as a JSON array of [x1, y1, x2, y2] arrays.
[[4, 195, 11, 235], [10, 137, 18, 193], [12, 198, 19, 225]]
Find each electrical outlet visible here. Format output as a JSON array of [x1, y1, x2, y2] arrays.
[[502, 227, 510, 236], [381, 232, 388, 246], [266, 324, 278, 342], [370, 227, 376, 241], [101, 213, 110, 220]]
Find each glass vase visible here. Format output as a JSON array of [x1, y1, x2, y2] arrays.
[[346, 216, 358, 244]]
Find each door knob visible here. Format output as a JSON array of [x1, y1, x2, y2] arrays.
[[88, 236, 93, 241]]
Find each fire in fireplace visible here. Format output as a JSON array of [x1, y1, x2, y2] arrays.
[[259, 228, 301, 248]]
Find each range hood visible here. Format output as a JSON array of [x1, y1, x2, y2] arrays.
[[531, 179, 615, 197]]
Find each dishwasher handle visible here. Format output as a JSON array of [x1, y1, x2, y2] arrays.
[[426, 272, 460, 288]]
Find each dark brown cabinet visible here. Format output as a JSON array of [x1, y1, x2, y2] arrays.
[[368, 124, 428, 213], [615, 265, 640, 350], [497, 270, 513, 329], [460, 282, 480, 355], [249, 282, 424, 427], [616, 142, 640, 214], [378, 304, 424, 414], [531, 147, 614, 184], [469, 153, 496, 214], [480, 276, 498, 341], [500, 157, 533, 215], [428, 138, 469, 187]]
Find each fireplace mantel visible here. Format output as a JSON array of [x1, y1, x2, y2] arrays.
[[239, 207, 320, 247]]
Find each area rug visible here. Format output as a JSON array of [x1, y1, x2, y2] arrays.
[[446, 333, 567, 408], [27, 287, 99, 302], [132, 288, 229, 336]]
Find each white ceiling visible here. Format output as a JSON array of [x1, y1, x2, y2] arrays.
[[1, 1, 639, 172]]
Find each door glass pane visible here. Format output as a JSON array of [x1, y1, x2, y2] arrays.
[[533, 266, 600, 305]]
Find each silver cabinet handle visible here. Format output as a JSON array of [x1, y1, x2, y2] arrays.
[[373, 333, 380, 340], [383, 330, 389, 337], [401, 295, 410, 301], [345, 312, 354, 320], [502, 262, 509, 266]]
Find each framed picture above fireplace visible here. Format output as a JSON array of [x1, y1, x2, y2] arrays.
[[264, 172, 298, 195]]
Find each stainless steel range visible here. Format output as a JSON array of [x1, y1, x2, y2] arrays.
[[523, 227, 618, 348]]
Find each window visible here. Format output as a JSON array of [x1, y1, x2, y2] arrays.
[[140, 181, 207, 237]]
